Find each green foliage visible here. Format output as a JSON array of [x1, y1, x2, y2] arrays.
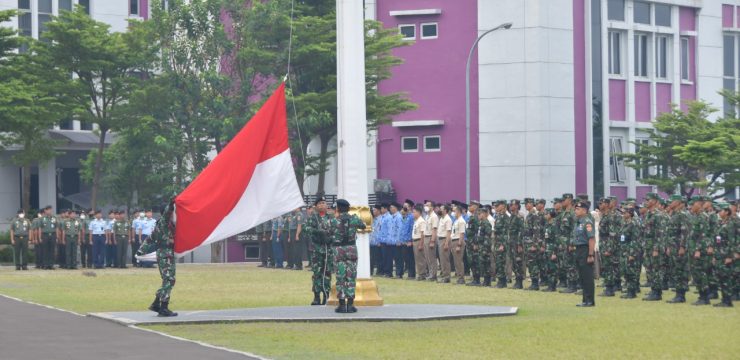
[[620, 97, 739, 198]]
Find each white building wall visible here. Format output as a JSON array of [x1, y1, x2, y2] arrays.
[[477, 0, 576, 203], [697, 0, 732, 121]]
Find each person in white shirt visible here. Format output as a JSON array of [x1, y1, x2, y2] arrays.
[[411, 206, 428, 281], [436, 205, 453, 283], [424, 201, 439, 281], [451, 204, 468, 284]]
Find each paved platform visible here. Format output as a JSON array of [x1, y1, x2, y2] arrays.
[[90, 304, 518, 326]]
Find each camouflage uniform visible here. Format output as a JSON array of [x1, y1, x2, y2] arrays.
[[619, 217, 641, 296], [689, 211, 712, 302], [524, 209, 543, 288], [332, 212, 366, 299], [471, 219, 492, 285], [714, 214, 737, 305], [706, 211, 721, 297], [542, 216, 560, 290], [599, 209, 622, 293], [305, 212, 334, 294], [508, 213, 525, 285], [39, 214, 59, 269], [138, 215, 176, 303], [465, 213, 480, 280], [493, 211, 509, 286], [642, 208, 664, 295], [559, 208, 578, 291], [668, 209, 691, 295]]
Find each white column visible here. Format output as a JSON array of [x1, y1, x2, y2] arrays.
[[38, 158, 56, 211], [336, 0, 370, 279]]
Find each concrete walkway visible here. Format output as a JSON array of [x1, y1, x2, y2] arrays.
[[90, 304, 519, 326], [0, 295, 260, 360]]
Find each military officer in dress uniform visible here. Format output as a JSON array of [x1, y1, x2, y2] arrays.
[[10, 209, 31, 270]]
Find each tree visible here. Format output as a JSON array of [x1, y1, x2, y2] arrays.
[[38, 7, 156, 211], [620, 98, 739, 199], [0, 11, 75, 212]]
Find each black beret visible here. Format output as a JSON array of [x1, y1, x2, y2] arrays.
[[336, 199, 350, 208]]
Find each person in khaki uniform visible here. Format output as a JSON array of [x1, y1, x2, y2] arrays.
[[451, 204, 468, 284], [424, 201, 439, 281], [436, 205, 453, 283], [412, 206, 428, 281], [10, 209, 31, 271]]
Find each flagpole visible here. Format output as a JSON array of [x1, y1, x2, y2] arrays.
[[330, 0, 382, 306]]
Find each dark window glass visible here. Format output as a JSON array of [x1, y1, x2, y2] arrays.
[[655, 4, 671, 27], [130, 0, 139, 15], [59, 0, 72, 11], [38, 14, 52, 42], [681, 38, 689, 81], [18, 0, 30, 10], [79, 0, 90, 14], [59, 119, 74, 130], [402, 137, 418, 152], [421, 23, 437, 38], [38, 0, 52, 13], [399, 25, 415, 39], [607, 0, 624, 21], [80, 122, 93, 131], [724, 35, 735, 77], [424, 136, 441, 151], [634, 1, 651, 25]]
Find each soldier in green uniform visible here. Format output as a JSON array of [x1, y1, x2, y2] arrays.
[[666, 195, 691, 303], [493, 200, 509, 288], [713, 203, 736, 307], [508, 200, 525, 289], [687, 196, 712, 305], [39, 206, 59, 270], [332, 198, 367, 313], [703, 198, 721, 300], [10, 209, 31, 271], [62, 210, 82, 270], [464, 201, 481, 285], [137, 200, 178, 317], [552, 198, 566, 287], [574, 200, 596, 307], [470, 208, 493, 287], [641, 193, 665, 301], [523, 198, 543, 290], [559, 194, 578, 293], [289, 208, 305, 270], [598, 197, 622, 297], [618, 206, 641, 299], [31, 210, 43, 269], [541, 208, 559, 291], [56, 210, 68, 268], [304, 197, 333, 306], [114, 210, 131, 268]]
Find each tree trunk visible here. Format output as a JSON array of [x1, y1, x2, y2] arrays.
[[316, 133, 331, 195], [22, 164, 31, 212], [90, 128, 108, 212]]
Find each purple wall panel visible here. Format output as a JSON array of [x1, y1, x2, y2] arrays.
[[610, 186, 628, 201], [609, 79, 626, 121], [679, 6, 695, 31], [377, 0, 478, 202], [634, 81, 651, 122], [636, 186, 652, 203], [656, 83, 672, 115]]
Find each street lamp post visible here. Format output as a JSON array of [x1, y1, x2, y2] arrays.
[[465, 22, 513, 203]]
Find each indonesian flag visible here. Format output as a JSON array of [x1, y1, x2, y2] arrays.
[[173, 83, 304, 256]]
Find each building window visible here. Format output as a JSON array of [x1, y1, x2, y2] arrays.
[[420, 23, 438, 40], [59, 0, 72, 11], [655, 36, 669, 79], [59, 119, 74, 130], [18, 0, 30, 10], [399, 25, 415, 41], [609, 137, 626, 183], [130, 0, 139, 16], [634, 33, 649, 77], [608, 31, 622, 75], [80, 121, 93, 131], [38, 0, 53, 43], [634, 1, 651, 25], [18, 0, 31, 53], [723, 34, 739, 115], [635, 139, 650, 181], [401, 137, 418, 152], [607, 0, 625, 21], [423, 136, 441, 152], [681, 37, 690, 81], [79, 0, 91, 15], [655, 4, 671, 27]]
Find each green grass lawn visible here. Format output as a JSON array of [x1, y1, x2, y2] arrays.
[[1, 264, 738, 359]]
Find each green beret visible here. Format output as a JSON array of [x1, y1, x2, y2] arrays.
[[510, 199, 520, 205], [608, 196, 618, 201], [562, 193, 574, 199], [575, 200, 590, 209], [576, 193, 589, 200], [523, 198, 534, 204], [646, 192, 659, 200], [536, 199, 547, 205], [717, 202, 730, 210], [553, 197, 562, 203], [497, 199, 508, 206], [669, 194, 683, 202], [599, 197, 610, 204]]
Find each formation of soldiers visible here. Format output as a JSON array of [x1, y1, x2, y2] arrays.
[[256, 193, 738, 308], [9, 207, 157, 270]]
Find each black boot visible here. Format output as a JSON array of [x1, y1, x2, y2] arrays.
[[666, 290, 686, 304], [599, 286, 615, 297], [311, 292, 321, 306], [321, 291, 328, 305], [541, 280, 556, 292], [496, 277, 506, 288], [347, 297, 358, 313], [558, 277, 567, 288], [643, 289, 662, 301], [713, 293, 733, 307], [512, 278, 523, 289], [692, 291, 710, 306], [148, 296, 160, 313], [526, 278, 539, 291], [614, 281, 623, 292], [157, 301, 178, 317], [335, 298, 347, 313], [483, 276, 492, 287], [620, 290, 636, 299], [560, 282, 576, 293], [708, 286, 719, 300], [466, 276, 481, 286]]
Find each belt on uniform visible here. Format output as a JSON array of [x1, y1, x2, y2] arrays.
[[451, 238, 460, 241], [576, 244, 588, 247], [412, 238, 422, 242]]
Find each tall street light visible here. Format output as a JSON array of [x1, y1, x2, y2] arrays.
[[465, 22, 513, 203]]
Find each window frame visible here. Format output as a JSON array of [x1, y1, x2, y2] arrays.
[[59, 0, 73, 11], [608, 31, 623, 76], [399, 24, 416, 41], [401, 136, 419, 153], [680, 37, 690, 82], [609, 137, 626, 184], [420, 22, 438, 40], [633, 1, 651, 25], [130, 0, 140, 16], [634, 32, 650, 78], [634, 138, 651, 181], [655, 35, 670, 80], [423, 135, 441, 153], [654, 3, 671, 27]]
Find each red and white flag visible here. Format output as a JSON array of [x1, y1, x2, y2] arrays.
[[173, 83, 304, 256]]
